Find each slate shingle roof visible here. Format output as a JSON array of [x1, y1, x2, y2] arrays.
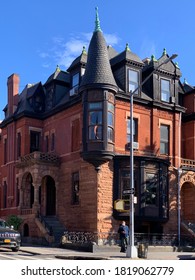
[[110, 49, 144, 67], [80, 29, 117, 90]]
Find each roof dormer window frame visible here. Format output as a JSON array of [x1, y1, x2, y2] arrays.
[[128, 68, 139, 95], [160, 78, 171, 103], [72, 72, 79, 88]]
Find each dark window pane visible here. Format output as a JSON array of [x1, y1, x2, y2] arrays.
[[30, 131, 41, 153], [145, 173, 158, 205], [72, 172, 79, 205]]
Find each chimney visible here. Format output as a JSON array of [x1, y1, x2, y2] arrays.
[[7, 73, 19, 116]]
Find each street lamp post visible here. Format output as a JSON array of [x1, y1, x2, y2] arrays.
[[126, 54, 178, 258]]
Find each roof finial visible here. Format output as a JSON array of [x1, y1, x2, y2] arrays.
[[94, 7, 102, 32], [151, 54, 157, 62], [162, 48, 167, 56], [125, 43, 131, 51], [175, 61, 179, 69], [82, 46, 87, 55], [56, 65, 60, 72]]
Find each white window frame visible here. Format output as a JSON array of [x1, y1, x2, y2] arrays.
[[161, 78, 170, 102], [128, 69, 139, 94]]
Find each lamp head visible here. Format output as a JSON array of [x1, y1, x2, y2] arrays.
[[163, 54, 178, 64], [169, 54, 178, 60]]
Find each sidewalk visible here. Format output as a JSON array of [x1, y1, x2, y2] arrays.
[[20, 245, 195, 260]]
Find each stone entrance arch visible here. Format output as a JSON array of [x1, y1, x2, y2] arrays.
[[180, 172, 195, 223], [41, 176, 56, 216], [21, 172, 34, 209]]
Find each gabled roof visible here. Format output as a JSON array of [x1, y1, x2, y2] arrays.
[[44, 66, 70, 85], [15, 82, 45, 115], [144, 48, 182, 78], [183, 78, 194, 93], [26, 82, 42, 98], [107, 45, 118, 60], [67, 47, 87, 72], [110, 44, 144, 67]]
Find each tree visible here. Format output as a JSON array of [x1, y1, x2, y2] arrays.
[[6, 215, 23, 230]]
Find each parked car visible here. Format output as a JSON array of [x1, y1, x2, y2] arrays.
[[0, 219, 21, 252]]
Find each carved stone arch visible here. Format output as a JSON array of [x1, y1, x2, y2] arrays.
[[180, 171, 195, 187], [20, 172, 34, 209], [21, 171, 32, 187], [40, 174, 56, 216], [30, 171, 43, 187], [40, 168, 59, 190], [180, 171, 195, 222]]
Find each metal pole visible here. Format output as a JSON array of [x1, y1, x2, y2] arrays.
[[178, 112, 182, 247], [177, 168, 181, 246], [126, 92, 137, 258]]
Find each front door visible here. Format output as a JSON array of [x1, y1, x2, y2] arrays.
[[46, 176, 56, 216]]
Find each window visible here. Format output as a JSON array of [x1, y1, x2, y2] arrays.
[[81, 68, 85, 76], [4, 138, 7, 164], [16, 178, 20, 207], [51, 133, 55, 151], [34, 94, 44, 112], [46, 88, 53, 110], [45, 135, 49, 152], [120, 169, 138, 201], [128, 69, 139, 94], [17, 132, 21, 159], [72, 73, 79, 88], [127, 118, 138, 143], [30, 131, 41, 153], [161, 79, 170, 102], [3, 181, 7, 208], [160, 125, 169, 154], [72, 172, 79, 204], [70, 73, 79, 96], [145, 173, 158, 205], [88, 102, 103, 140], [72, 119, 80, 151], [107, 102, 114, 142]]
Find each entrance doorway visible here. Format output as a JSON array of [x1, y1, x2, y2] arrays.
[[45, 176, 56, 216], [181, 182, 195, 222]]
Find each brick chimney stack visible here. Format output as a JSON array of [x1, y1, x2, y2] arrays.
[[7, 73, 19, 116]]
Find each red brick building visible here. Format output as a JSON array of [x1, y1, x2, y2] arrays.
[[0, 9, 195, 246]]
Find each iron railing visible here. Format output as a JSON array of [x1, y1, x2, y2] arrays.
[[61, 231, 194, 247]]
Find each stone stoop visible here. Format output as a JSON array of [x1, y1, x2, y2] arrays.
[[42, 216, 66, 246]]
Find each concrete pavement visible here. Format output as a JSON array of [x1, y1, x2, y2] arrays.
[[19, 245, 195, 260]]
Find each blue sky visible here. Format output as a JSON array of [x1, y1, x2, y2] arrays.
[[1, 0, 195, 118]]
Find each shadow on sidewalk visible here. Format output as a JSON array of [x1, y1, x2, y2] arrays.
[[178, 254, 195, 260]]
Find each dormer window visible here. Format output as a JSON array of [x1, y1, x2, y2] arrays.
[[81, 68, 85, 76], [72, 73, 79, 88], [34, 94, 44, 112], [70, 73, 79, 96], [161, 79, 170, 102], [128, 69, 139, 94]]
